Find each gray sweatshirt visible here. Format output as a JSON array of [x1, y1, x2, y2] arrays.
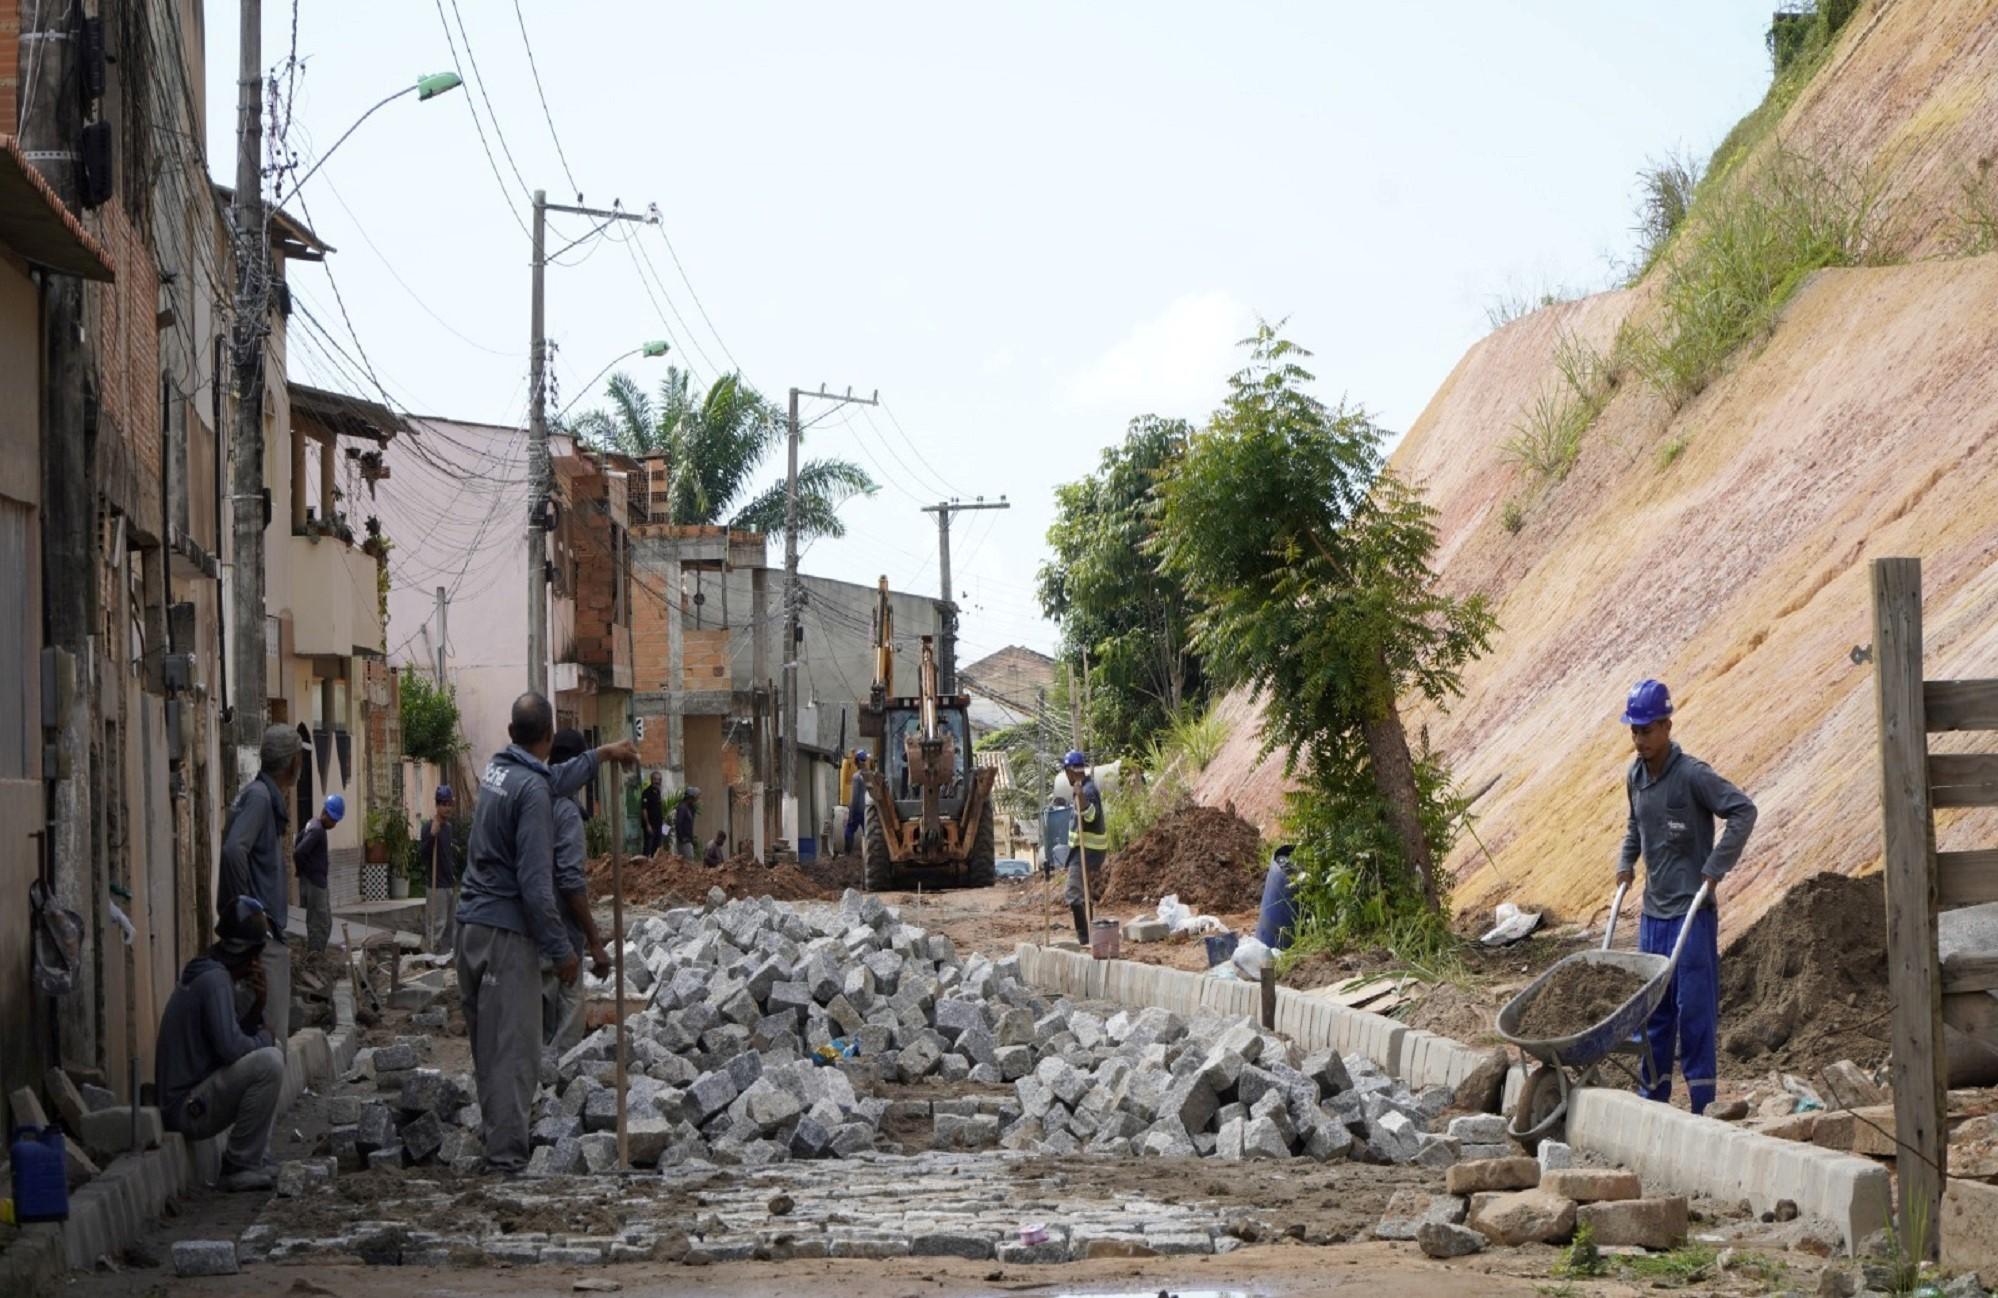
[[219, 773, 289, 930], [1618, 743, 1758, 919], [457, 746, 598, 962], [155, 955, 273, 1126], [552, 791, 588, 960]]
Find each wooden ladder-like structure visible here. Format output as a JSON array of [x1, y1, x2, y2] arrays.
[[1872, 556, 1998, 1258]]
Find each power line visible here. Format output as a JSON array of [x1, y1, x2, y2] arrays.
[[510, 0, 579, 197], [430, 0, 532, 238]]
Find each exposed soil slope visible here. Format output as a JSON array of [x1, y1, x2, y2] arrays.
[[1195, 0, 1998, 942]]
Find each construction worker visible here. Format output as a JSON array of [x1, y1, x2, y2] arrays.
[[543, 729, 611, 1069], [704, 830, 729, 867], [292, 794, 343, 956], [1062, 751, 1108, 945], [418, 785, 457, 954], [218, 724, 301, 1053], [1615, 679, 1757, 1117], [674, 786, 700, 860], [844, 750, 870, 854], [155, 896, 287, 1191], [640, 772, 665, 857], [457, 693, 638, 1172]]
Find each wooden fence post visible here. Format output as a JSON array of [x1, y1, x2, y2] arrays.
[[1872, 556, 1946, 1259]]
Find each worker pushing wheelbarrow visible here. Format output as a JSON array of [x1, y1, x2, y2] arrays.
[[1495, 679, 1758, 1146]]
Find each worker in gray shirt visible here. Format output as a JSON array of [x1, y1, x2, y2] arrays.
[[542, 728, 612, 1075], [218, 724, 302, 1057], [456, 693, 636, 1171], [1615, 679, 1757, 1116]]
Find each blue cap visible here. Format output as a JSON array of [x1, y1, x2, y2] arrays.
[[435, 784, 454, 804], [323, 793, 346, 823], [855, 749, 869, 763], [1063, 750, 1087, 770], [1621, 679, 1674, 726]]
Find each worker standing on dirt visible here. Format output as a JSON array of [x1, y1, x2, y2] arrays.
[[457, 694, 637, 1172], [419, 786, 457, 954], [292, 794, 341, 956], [1063, 751, 1109, 945], [844, 750, 870, 855], [218, 724, 302, 1056], [542, 729, 612, 1072], [1616, 678, 1757, 1117], [640, 773, 665, 857], [674, 786, 700, 860]]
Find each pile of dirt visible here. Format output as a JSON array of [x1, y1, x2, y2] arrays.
[[1718, 871, 1889, 1077], [583, 850, 836, 904], [1513, 960, 1649, 1039], [1100, 804, 1265, 914]]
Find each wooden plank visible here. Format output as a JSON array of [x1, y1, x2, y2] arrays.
[[1925, 680, 1998, 733], [1874, 557, 1947, 1259], [1928, 754, 1998, 807], [1944, 956, 1998, 995], [1940, 851, 1998, 909], [1944, 990, 1998, 1040]]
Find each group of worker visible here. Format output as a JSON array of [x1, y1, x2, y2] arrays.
[[639, 772, 710, 860]]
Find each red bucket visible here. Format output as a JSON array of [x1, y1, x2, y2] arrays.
[[1090, 918, 1121, 960]]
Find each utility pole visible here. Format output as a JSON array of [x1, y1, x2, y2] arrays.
[[526, 192, 655, 696], [226, 0, 269, 786], [434, 585, 448, 682], [780, 385, 877, 843], [21, 0, 97, 1067], [919, 498, 1009, 694]]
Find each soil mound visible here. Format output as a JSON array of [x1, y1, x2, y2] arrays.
[[1718, 871, 1888, 1077], [1101, 804, 1265, 914], [1514, 961, 1649, 1039], [584, 850, 836, 904]]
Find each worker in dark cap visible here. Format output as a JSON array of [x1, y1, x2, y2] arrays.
[[458, 693, 637, 1171], [673, 786, 700, 860], [218, 724, 302, 1056], [419, 784, 458, 953], [155, 897, 287, 1191]]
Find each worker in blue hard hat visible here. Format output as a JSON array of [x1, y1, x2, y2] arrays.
[[844, 749, 871, 855], [1615, 678, 1757, 1116], [1063, 750, 1108, 946], [294, 793, 343, 956]]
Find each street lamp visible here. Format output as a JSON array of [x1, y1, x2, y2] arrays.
[[554, 343, 673, 425], [279, 72, 463, 203]]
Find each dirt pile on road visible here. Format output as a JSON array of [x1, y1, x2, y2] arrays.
[[584, 851, 835, 904], [1514, 961, 1649, 1040], [1101, 804, 1264, 914], [1718, 871, 1888, 1077]]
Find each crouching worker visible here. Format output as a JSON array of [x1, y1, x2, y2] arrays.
[[155, 897, 287, 1191]]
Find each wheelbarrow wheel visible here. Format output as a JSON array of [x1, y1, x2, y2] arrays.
[[1511, 1064, 1565, 1153]]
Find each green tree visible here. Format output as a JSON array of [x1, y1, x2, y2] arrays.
[[1154, 324, 1494, 907], [1037, 415, 1206, 756], [399, 671, 465, 767], [569, 368, 878, 539]]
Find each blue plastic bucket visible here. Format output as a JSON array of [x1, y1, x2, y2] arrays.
[[1204, 932, 1239, 968]]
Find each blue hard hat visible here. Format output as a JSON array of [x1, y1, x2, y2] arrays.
[[855, 749, 869, 763], [323, 794, 346, 823], [435, 784, 454, 805], [1063, 750, 1087, 770], [1621, 679, 1674, 726]]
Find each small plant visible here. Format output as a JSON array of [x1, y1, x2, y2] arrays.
[[1485, 285, 1575, 332], [585, 812, 613, 858], [1500, 498, 1526, 535], [1951, 164, 1998, 257], [1619, 1242, 1718, 1286], [1144, 701, 1230, 778], [1658, 435, 1688, 467], [1504, 332, 1613, 481], [1632, 152, 1705, 277], [400, 672, 467, 768], [1555, 1221, 1607, 1278]]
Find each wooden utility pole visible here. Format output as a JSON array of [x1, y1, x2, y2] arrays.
[[527, 194, 654, 695], [920, 497, 1009, 695], [21, 0, 99, 1066], [227, 0, 269, 783], [780, 385, 876, 842]]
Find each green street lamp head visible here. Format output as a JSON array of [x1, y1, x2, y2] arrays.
[[641, 341, 670, 358], [416, 72, 463, 101]]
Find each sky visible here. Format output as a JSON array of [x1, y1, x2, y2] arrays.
[[204, 2, 1774, 665]]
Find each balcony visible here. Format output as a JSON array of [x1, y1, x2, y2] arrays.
[[288, 532, 383, 657]]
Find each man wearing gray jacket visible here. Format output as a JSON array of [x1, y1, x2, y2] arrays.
[[218, 725, 303, 1058], [1615, 679, 1757, 1116], [457, 693, 636, 1172]]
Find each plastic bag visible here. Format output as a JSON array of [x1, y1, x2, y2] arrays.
[[1479, 901, 1542, 946], [1230, 936, 1273, 980], [1156, 894, 1226, 936]]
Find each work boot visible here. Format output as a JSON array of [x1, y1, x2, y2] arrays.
[[219, 1163, 274, 1193], [1070, 903, 1089, 946]]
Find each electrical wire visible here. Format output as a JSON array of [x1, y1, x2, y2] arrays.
[[430, 0, 532, 239], [510, 0, 580, 198]]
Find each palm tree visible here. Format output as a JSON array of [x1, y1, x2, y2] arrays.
[[567, 367, 878, 539]]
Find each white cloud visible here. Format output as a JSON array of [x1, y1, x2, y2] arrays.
[[981, 344, 1017, 375], [1061, 291, 1254, 416]]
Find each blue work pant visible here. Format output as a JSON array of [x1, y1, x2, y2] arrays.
[[1637, 904, 1719, 1114], [845, 805, 863, 852]]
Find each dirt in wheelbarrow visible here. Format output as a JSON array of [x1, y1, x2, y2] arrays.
[[1514, 961, 1650, 1039]]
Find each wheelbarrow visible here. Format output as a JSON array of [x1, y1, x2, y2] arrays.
[[1493, 878, 1711, 1150]]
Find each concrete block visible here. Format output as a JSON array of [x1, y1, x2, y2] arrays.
[[1543, 1168, 1642, 1203], [1575, 1197, 1688, 1250], [1567, 1086, 1890, 1255], [1943, 1177, 1998, 1285], [1469, 1188, 1576, 1246], [171, 1239, 239, 1277], [77, 1106, 162, 1157], [1446, 1157, 1540, 1194], [1374, 1189, 1467, 1240]]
